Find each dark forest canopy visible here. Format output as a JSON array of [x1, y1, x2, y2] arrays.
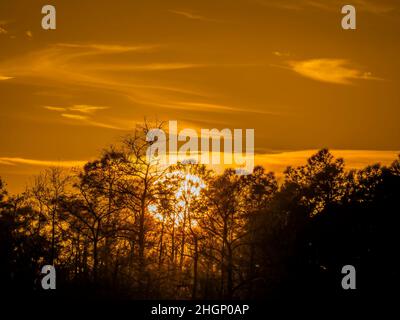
[[0, 127, 399, 301]]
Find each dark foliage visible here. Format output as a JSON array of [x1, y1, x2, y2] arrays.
[[0, 149, 399, 301]]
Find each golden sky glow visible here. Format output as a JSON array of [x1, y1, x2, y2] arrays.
[[0, 0, 399, 192]]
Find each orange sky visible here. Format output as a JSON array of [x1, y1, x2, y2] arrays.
[[0, 0, 399, 193]]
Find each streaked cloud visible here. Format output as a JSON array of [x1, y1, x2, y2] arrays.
[[43, 106, 67, 112], [256, 0, 396, 14], [44, 105, 109, 114], [201, 149, 398, 176], [60, 113, 128, 130], [273, 51, 291, 57], [0, 75, 13, 80], [315, 0, 395, 14], [170, 101, 288, 116], [56, 43, 157, 53], [69, 105, 109, 114], [44, 105, 123, 129], [256, 149, 399, 177], [0, 26, 7, 35], [26, 30, 33, 38], [61, 113, 88, 121], [174, 101, 239, 112], [0, 43, 204, 106], [92, 62, 204, 71], [1, 43, 265, 119], [0, 157, 87, 167], [287, 59, 382, 85], [2, 150, 397, 190], [169, 10, 209, 21]]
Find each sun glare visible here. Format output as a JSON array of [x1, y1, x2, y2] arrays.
[[148, 170, 206, 225]]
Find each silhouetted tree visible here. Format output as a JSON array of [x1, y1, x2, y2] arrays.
[[1, 145, 399, 302]]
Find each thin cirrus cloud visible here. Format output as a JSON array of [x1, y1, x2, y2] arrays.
[[44, 105, 109, 114], [139, 99, 288, 117], [0, 75, 13, 80], [273, 51, 291, 57], [43, 106, 67, 112], [0, 157, 87, 167], [56, 43, 158, 53], [1, 149, 397, 175], [172, 101, 289, 116], [255, 149, 399, 178], [69, 105, 109, 114], [61, 113, 88, 121], [0, 42, 263, 118], [168, 9, 209, 21], [0, 20, 8, 35], [60, 113, 128, 130], [43, 105, 126, 130], [0, 43, 207, 109], [1, 40, 279, 127], [256, 0, 396, 14], [287, 59, 382, 85], [92, 62, 205, 71]]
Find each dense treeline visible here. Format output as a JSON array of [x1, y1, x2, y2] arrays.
[[1, 126, 399, 300]]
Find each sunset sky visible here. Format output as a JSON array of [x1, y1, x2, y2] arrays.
[[1, 0, 399, 193]]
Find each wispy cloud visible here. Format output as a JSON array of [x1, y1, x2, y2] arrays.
[[353, 0, 396, 14], [0, 75, 13, 80], [92, 62, 204, 71], [44, 105, 109, 114], [287, 59, 382, 85], [43, 105, 125, 130], [0, 42, 252, 118], [273, 51, 291, 57], [0, 41, 267, 124], [256, 0, 396, 14], [0, 157, 87, 167], [61, 113, 88, 121], [2, 151, 397, 171], [174, 101, 239, 112], [56, 43, 157, 53], [43, 106, 67, 112], [171, 101, 288, 116], [0, 19, 8, 34], [256, 149, 399, 177], [60, 113, 128, 130], [169, 9, 209, 21], [69, 105, 109, 114], [0, 43, 203, 98]]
